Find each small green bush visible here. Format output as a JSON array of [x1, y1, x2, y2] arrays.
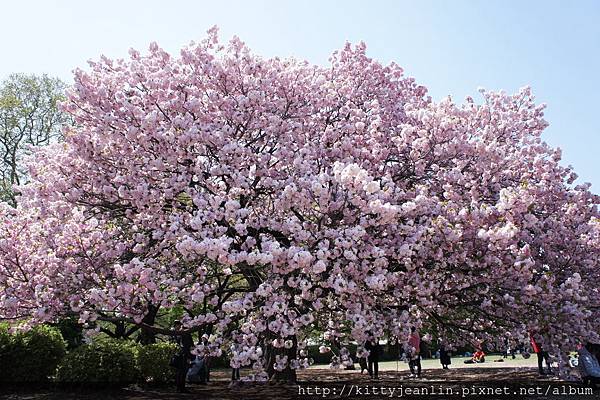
[[0, 325, 22, 383], [0, 324, 66, 383], [137, 342, 178, 384], [56, 339, 138, 385]]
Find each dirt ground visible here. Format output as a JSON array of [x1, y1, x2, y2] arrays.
[[1, 366, 598, 400]]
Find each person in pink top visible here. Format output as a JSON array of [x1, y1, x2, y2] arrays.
[[408, 327, 421, 378]]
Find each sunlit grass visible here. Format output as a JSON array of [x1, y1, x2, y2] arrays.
[[311, 354, 540, 371]]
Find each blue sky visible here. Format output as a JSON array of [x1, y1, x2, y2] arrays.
[[2, 0, 598, 191]]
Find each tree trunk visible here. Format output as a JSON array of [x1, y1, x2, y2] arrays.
[[266, 335, 298, 383], [137, 304, 159, 344]]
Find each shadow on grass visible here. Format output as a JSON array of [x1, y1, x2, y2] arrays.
[[1, 367, 598, 399]]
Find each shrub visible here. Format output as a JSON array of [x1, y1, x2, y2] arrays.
[[0, 324, 23, 383], [0, 324, 66, 383], [56, 339, 138, 385], [137, 342, 178, 384]]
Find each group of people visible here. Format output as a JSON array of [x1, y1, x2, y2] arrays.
[[169, 320, 600, 391], [170, 320, 211, 393], [359, 327, 431, 380], [357, 329, 596, 383]]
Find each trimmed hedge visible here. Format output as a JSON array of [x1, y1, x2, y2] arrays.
[[0, 324, 230, 385], [137, 342, 178, 384], [0, 324, 66, 383], [56, 339, 138, 384]]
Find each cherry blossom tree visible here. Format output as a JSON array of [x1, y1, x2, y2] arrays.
[[1, 28, 598, 382]]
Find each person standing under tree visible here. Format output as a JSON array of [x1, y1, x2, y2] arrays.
[[230, 333, 242, 384], [439, 339, 451, 369], [172, 320, 194, 393], [364, 333, 381, 380], [357, 347, 369, 374], [408, 327, 422, 378], [530, 330, 552, 375], [201, 334, 211, 383]]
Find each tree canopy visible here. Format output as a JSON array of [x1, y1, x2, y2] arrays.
[[0, 73, 69, 205], [1, 29, 598, 381]]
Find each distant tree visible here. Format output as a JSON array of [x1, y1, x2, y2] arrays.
[[0, 74, 69, 206]]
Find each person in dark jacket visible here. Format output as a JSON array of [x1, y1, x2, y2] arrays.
[[530, 331, 552, 375], [364, 333, 381, 379], [439, 339, 451, 369], [172, 320, 194, 393]]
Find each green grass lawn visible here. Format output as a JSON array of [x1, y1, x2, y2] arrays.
[[312, 354, 540, 371]]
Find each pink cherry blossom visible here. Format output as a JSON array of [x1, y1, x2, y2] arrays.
[[0, 28, 598, 380]]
